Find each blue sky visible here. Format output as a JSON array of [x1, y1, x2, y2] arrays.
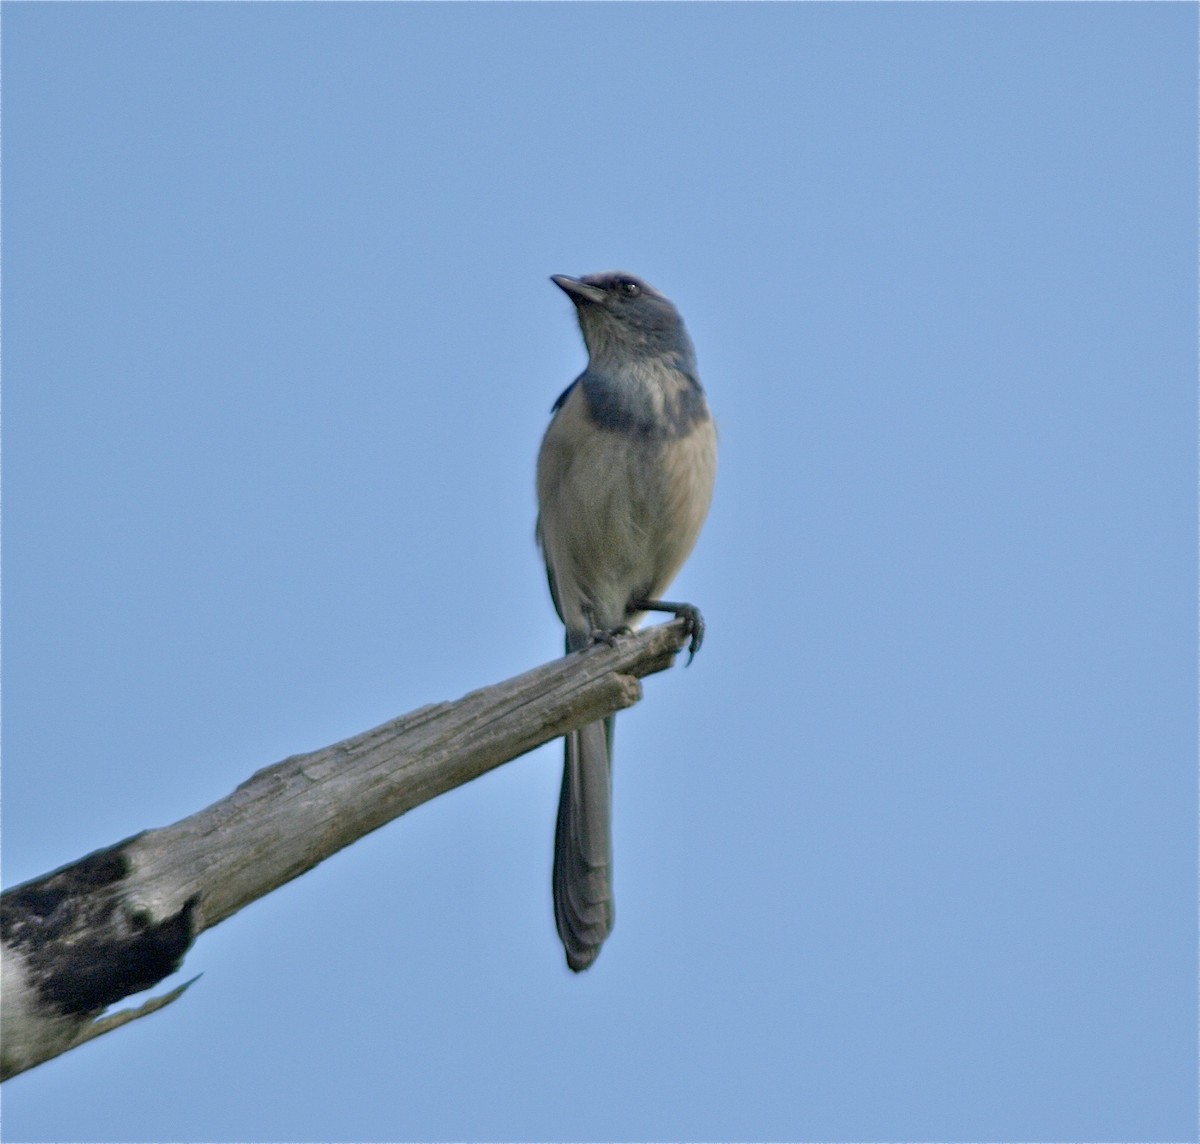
[[3, 3, 1195, 1141]]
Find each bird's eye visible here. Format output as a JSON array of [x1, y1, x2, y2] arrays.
[[618, 279, 641, 297]]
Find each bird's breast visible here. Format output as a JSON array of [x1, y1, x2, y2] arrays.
[[536, 379, 716, 634]]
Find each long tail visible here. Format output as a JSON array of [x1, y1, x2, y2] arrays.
[[553, 714, 614, 971]]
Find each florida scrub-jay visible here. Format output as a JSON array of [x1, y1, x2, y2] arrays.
[[536, 271, 717, 971]]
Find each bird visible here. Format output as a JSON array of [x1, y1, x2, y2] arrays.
[[535, 271, 717, 971]]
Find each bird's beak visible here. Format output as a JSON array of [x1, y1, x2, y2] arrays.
[[551, 275, 606, 305]]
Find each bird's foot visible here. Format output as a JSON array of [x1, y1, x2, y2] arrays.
[[632, 599, 705, 664], [587, 624, 633, 649]]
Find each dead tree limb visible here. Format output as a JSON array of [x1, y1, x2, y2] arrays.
[[1, 620, 691, 1080]]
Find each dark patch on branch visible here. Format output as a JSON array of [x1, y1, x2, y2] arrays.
[[1, 838, 198, 1017]]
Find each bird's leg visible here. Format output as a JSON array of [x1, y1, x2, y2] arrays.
[[631, 598, 705, 663], [582, 605, 632, 649]]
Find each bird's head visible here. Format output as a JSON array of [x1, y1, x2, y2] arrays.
[[552, 272, 694, 367]]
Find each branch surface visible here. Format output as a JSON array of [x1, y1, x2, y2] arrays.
[[1, 621, 690, 1080]]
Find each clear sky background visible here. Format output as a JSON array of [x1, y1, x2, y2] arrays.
[[2, 3, 1195, 1141]]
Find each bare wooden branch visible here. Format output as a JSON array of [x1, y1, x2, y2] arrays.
[[1, 620, 691, 1080]]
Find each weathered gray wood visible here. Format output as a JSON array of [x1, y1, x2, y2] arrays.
[[1, 621, 690, 1080]]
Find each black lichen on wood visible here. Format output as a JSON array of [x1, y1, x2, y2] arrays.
[[1, 838, 198, 1017]]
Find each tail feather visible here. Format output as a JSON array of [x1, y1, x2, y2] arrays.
[[553, 716, 614, 971]]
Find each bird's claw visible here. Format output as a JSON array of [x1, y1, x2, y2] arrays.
[[630, 598, 705, 665], [676, 605, 704, 664], [587, 624, 632, 649], [676, 607, 700, 662]]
